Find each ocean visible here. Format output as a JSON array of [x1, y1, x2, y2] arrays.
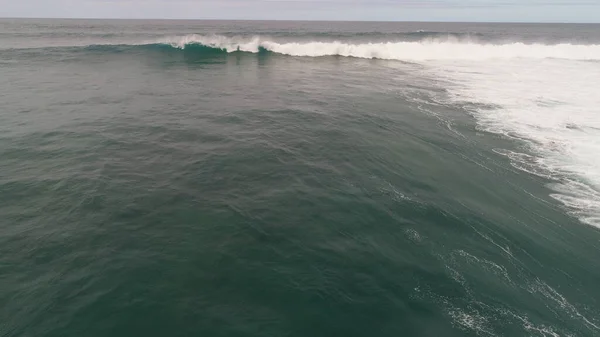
[[1, 19, 599, 337]]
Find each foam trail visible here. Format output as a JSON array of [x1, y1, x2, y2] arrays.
[[159, 34, 600, 61]]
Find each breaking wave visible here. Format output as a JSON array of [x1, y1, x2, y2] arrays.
[[152, 34, 600, 60], [6, 34, 600, 61]]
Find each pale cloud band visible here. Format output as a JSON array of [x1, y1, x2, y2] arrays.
[[1, 0, 599, 22]]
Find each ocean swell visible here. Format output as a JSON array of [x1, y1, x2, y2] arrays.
[[4, 34, 600, 61]]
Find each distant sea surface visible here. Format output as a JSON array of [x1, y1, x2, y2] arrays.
[[1, 19, 600, 337]]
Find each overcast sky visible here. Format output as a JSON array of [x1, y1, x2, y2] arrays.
[[1, 0, 599, 23]]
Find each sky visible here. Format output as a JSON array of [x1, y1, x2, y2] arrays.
[[1, 0, 599, 23]]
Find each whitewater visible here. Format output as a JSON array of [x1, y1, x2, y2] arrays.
[[157, 34, 600, 61]]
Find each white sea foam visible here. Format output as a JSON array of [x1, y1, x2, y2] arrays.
[[430, 57, 600, 228], [160, 34, 600, 61]]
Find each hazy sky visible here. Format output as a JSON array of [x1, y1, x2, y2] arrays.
[[1, 0, 599, 23]]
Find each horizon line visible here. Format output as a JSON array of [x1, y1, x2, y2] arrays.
[[1, 17, 599, 25]]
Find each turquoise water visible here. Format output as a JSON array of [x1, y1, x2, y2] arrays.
[[1, 20, 600, 337]]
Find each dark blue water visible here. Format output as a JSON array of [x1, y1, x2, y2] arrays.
[[1, 19, 600, 337]]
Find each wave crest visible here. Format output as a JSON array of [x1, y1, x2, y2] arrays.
[[153, 34, 600, 61]]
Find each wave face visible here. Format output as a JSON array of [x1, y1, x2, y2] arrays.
[[151, 33, 600, 228], [32, 33, 594, 227], [3, 30, 599, 227]]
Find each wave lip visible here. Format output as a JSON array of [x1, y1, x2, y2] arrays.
[[150, 34, 600, 61]]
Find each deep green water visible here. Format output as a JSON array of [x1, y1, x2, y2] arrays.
[[1, 20, 600, 337]]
